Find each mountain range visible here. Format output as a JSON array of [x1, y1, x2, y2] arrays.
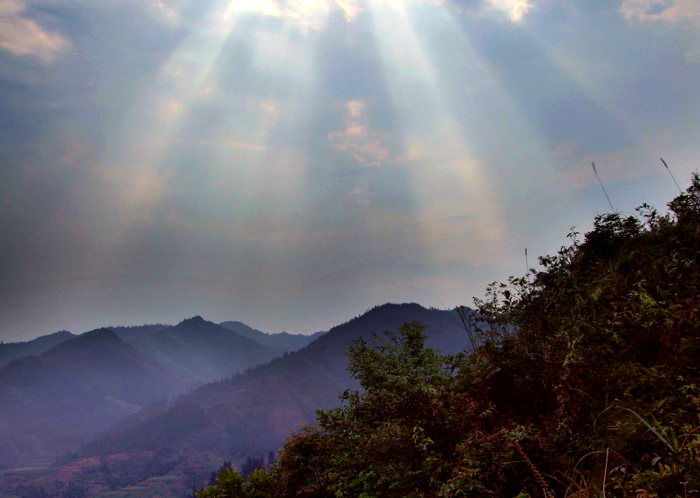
[[112, 316, 280, 385], [0, 303, 471, 498], [0, 318, 322, 470]]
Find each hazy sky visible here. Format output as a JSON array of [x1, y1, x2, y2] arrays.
[[1, 0, 698, 340]]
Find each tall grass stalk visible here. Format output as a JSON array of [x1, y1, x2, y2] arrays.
[[603, 448, 609, 498], [660, 158, 682, 194], [591, 162, 615, 212], [525, 248, 530, 273]]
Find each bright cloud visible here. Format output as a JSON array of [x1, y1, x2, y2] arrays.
[[149, 0, 182, 25], [238, 0, 359, 31], [0, 0, 70, 62], [485, 0, 533, 21], [118, 0, 183, 26]]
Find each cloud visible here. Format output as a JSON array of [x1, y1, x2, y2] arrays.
[[233, 0, 360, 32], [0, 0, 22, 14], [103, 167, 176, 217], [328, 100, 391, 167], [485, 0, 533, 21], [620, 0, 700, 26], [0, 0, 699, 340], [0, 0, 70, 63], [145, 0, 183, 26]]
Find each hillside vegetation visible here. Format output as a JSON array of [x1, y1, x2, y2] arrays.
[[199, 175, 700, 498]]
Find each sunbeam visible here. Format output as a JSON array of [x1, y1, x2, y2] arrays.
[[362, 0, 564, 279], [1, 0, 698, 338]]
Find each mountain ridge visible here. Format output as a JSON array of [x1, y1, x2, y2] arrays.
[[219, 320, 325, 353], [79, 303, 470, 464], [123, 316, 281, 384], [0, 330, 75, 367]]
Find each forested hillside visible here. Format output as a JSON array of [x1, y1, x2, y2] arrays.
[[198, 175, 700, 498], [0, 317, 294, 471]]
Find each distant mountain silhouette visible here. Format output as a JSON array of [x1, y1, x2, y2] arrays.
[[0, 316, 318, 471], [0, 330, 74, 367], [108, 323, 170, 343], [121, 316, 282, 384], [0, 329, 190, 469], [80, 304, 469, 468], [219, 321, 325, 354]]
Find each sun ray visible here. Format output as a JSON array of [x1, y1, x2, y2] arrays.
[[517, 5, 637, 142], [95, 0, 633, 307], [361, 0, 559, 278], [99, 0, 328, 228]]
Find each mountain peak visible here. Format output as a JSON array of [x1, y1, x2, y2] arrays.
[[73, 328, 122, 344], [369, 302, 424, 312], [178, 316, 208, 326], [41, 327, 134, 357]]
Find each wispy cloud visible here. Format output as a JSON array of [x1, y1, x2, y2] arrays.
[[232, 0, 360, 32], [620, 0, 700, 26], [328, 101, 391, 167], [0, 0, 69, 63]]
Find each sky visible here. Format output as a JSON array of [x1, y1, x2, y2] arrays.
[[1, 0, 698, 341]]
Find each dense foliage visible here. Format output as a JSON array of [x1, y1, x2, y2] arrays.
[[199, 176, 700, 497]]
